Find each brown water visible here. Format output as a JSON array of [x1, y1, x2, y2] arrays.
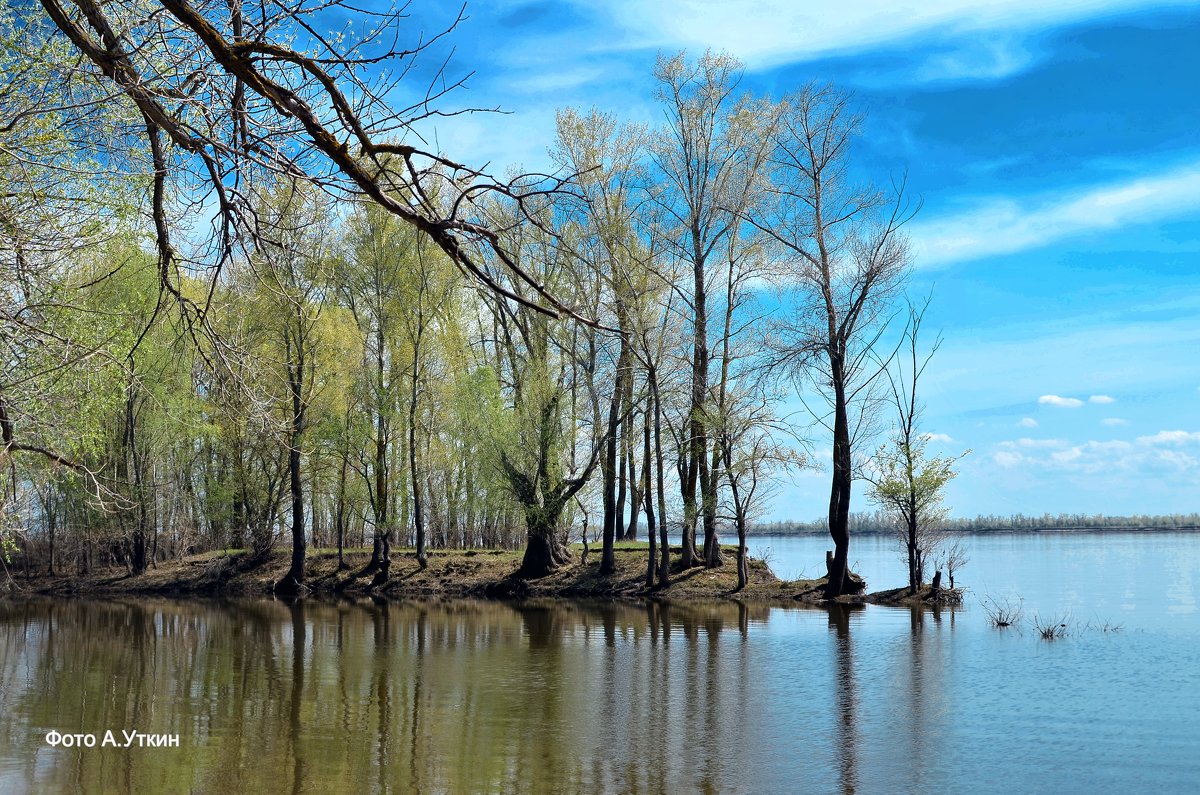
[[2, 532, 1199, 794]]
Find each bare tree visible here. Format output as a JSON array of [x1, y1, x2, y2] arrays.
[[35, 0, 590, 358], [759, 85, 913, 598], [650, 50, 776, 569], [866, 299, 968, 595]]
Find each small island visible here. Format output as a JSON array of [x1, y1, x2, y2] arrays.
[[12, 543, 960, 609]]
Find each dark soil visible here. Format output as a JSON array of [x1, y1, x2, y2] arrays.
[[4, 544, 951, 607]]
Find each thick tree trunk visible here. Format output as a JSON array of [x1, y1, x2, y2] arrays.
[[823, 376, 855, 599], [702, 450, 724, 568], [680, 487, 699, 569], [517, 513, 574, 580], [370, 533, 391, 588], [736, 531, 748, 591], [907, 531, 919, 595], [276, 432, 306, 595]]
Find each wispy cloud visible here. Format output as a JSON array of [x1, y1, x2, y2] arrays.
[[1039, 394, 1085, 408], [1089, 395, 1117, 404], [592, 0, 1197, 67], [1018, 417, 1039, 428], [910, 161, 1200, 266], [923, 432, 955, 443], [1138, 430, 1200, 444], [991, 430, 1200, 479], [1102, 418, 1130, 426]]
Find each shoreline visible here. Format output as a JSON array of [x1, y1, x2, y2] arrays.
[[1, 545, 956, 607], [749, 525, 1200, 537]]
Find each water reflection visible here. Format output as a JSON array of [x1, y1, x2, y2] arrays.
[[0, 600, 859, 794], [3, 593, 1197, 794], [828, 605, 860, 795]]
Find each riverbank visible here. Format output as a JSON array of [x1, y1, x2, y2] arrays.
[[2, 543, 956, 606]]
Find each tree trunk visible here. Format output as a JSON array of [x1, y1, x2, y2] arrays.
[[366, 332, 388, 576], [642, 414, 656, 588], [823, 376, 854, 599], [517, 509, 574, 580], [684, 218, 709, 570], [335, 451, 348, 569], [277, 335, 306, 597], [907, 530, 919, 595], [736, 524, 748, 592], [624, 409, 640, 542], [370, 533, 391, 588], [650, 368, 671, 586], [600, 344, 626, 575], [702, 447, 724, 568], [409, 357, 427, 570], [277, 425, 306, 595], [614, 402, 628, 546]]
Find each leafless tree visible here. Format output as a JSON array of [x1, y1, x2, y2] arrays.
[[757, 84, 914, 598], [35, 0, 590, 354], [650, 50, 776, 570], [866, 298, 967, 595]]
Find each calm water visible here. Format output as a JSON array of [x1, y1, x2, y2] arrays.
[[1, 532, 1198, 794]]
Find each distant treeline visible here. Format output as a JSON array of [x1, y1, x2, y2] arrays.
[[752, 511, 1200, 536]]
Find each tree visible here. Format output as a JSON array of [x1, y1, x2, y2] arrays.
[[650, 51, 776, 569], [1, 4, 144, 490], [760, 84, 913, 598], [550, 107, 652, 575], [250, 182, 336, 595], [867, 300, 968, 594], [338, 201, 415, 583], [399, 236, 458, 569], [719, 396, 802, 591], [35, 0, 585, 338]]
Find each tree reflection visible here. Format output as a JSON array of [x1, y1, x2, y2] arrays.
[[828, 604, 861, 795], [287, 600, 306, 795]]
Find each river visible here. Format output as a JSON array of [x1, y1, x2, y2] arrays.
[[1, 531, 1198, 793]]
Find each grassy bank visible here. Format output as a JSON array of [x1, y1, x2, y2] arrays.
[[5, 543, 956, 606]]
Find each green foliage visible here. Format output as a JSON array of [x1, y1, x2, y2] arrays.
[[867, 433, 964, 531]]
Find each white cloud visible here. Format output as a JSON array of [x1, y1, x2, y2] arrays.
[[595, 0, 1198, 68], [994, 450, 1023, 467], [1137, 430, 1200, 445], [1039, 394, 1084, 408], [1102, 418, 1130, 426], [923, 432, 955, 443], [910, 162, 1200, 266], [1017, 417, 1039, 428], [990, 430, 1200, 479], [1089, 394, 1117, 404], [1014, 437, 1068, 449]]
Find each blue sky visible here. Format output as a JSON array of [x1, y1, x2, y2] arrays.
[[378, 0, 1199, 519]]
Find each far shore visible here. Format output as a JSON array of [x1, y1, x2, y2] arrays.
[[750, 525, 1200, 537], [1, 544, 956, 608]]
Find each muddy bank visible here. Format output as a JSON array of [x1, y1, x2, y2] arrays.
[[3, 544, 950, 606]]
